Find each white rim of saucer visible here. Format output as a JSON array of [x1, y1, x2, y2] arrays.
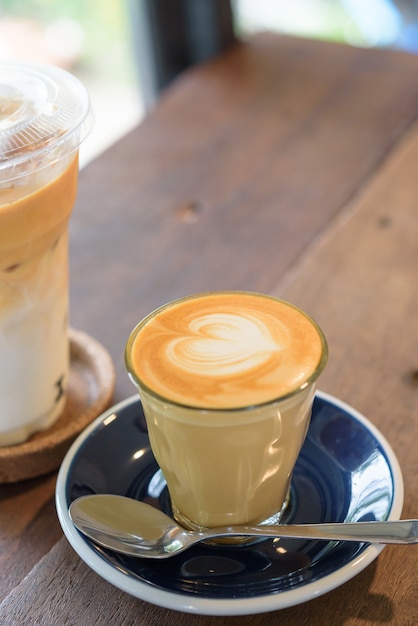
[[55, 391, 404, 616]]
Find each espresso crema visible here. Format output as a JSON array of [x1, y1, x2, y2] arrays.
[[127, 292, 327, 409]]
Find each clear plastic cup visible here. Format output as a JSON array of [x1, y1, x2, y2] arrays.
[[0, 62, 91, 446]]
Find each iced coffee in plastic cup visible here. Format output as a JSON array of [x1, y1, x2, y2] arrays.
[[125, 291, 328, 532], [0, 62, 91, 446]]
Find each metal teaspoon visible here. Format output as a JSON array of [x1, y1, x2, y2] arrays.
[[68, 494, 418, 559]]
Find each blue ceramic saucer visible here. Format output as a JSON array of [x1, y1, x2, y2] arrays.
[[55, 391, 403, 616]]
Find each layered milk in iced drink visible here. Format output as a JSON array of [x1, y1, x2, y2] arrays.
[[0, 63, 90, 445]]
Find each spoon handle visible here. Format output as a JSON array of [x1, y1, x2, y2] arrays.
[[201, 520, 418, 544]]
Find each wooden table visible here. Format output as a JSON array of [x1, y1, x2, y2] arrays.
[[1, 34, 417, 624]]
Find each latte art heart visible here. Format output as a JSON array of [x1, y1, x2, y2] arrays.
[[127, 292, 325, 408], [167, 313, 287, 377]]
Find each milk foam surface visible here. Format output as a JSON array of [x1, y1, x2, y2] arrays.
[[128, 292, 326, 409]]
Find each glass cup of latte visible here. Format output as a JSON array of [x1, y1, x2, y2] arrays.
[[125, 291, 328, 532]]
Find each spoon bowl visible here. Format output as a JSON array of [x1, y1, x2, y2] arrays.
[[69, 494, 418, 559]]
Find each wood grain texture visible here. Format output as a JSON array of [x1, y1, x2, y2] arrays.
[[1, 34, 418, 624], [0, 473, 60, 605]]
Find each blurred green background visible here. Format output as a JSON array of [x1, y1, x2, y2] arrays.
[[0, 0, 136, 80], [2, 0, 417, 82]]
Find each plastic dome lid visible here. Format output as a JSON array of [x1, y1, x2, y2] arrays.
[[0, 62, 91, 181]]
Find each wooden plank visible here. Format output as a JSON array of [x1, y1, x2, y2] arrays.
[[271, 122, 418, 623], [276, 120, 418, 467], [70, 34, 418, 402], [0, 473, 61, 605]]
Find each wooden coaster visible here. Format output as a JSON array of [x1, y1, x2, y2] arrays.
[[0, 328, 116, 483]]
